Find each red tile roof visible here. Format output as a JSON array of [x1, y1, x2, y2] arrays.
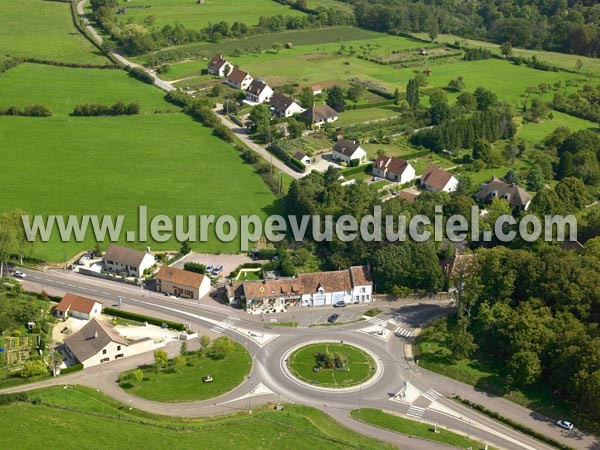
[[228, 68, 250, 84], [299, 269, 352, 293], [374, 155, 411, 177], [421, 164, 455, 190], [156, 266, 206, 289], [55, 293, 100, 314]]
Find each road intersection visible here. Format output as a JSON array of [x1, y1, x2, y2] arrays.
[[6, 267, 596, 449]]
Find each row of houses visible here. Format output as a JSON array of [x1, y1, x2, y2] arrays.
[[208, 55, 339, 127], [228, 265, 373, 313]]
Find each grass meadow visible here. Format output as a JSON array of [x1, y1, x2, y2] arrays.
[[0, 63, 172, 114], [0, 113, 278, 261], [0, 385, 393, 450], [116, 0, 305, 29], [2, 0, 105, 64]]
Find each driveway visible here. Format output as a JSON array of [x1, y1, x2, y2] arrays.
[[172, 252, 257, 279]]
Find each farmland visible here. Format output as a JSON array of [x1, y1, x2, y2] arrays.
[[2, 0, 104, 64], [0, 113, 278, 261], [114, 0, 305, 30]]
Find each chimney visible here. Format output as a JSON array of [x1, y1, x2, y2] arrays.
[[94, 331, 98, 339]]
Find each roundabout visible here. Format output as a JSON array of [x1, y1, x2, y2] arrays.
[[280, 340, 384, 393]]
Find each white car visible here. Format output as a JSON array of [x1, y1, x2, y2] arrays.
[[78, 255, 90, 265], [13, 271, 26, 278], [556, 419, 573, 430]]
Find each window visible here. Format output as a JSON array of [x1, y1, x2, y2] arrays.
[[361, 287, 366, 293], [102, 349, 107, 355], [117, 345, 121, 351], [100, 357, 109, 363]]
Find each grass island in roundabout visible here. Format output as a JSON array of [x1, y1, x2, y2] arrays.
[[286, 342, 378, 388], [118, 338, 251, 402]]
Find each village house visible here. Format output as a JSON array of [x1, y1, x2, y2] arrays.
[[300, 104, 339, 128], [269, 93, 304, 117], [245, 80, 273, 104], [54, 293, 103, 320], [476, 178, 532, 210], [63, 319, 155, 369], [332, 139, 367, 165], [103, 244, 155, 278], [372, 155, 416, 184], [420, 164, 458, 192], [207, 55, 233, 77], [312, 84, 322, 95], [294, 151, 311, 165], [155, 266, 211, 300], [227, 68, 253, 90], [227, 266, 373, 313]]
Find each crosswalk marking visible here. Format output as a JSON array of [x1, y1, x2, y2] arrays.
[[422, 389, 442, 402], [406, 405, 426, 419], [394, 327, 414, 338], [210, 316, 239, 334], [366, 317, 387, 327]]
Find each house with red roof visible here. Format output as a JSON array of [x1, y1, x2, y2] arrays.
[[54, 293, 103, 320], [372, 155, 416, 184], [420, 164, 458, 192]]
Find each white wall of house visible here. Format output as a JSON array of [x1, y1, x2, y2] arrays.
[[282, 102, 304, 117], [332, 147, 367, 165], [351, 285, 373, 303], [422, 175, 458, 192], [375, 163, 416, 184], [73, 338, 156, 369], [247, 85, 273, 104], [104, 253, 155, 278], [157, 275, 211, 300], [229, 75, 253, 90], [216, 62, 233, 77], [71, 303, 102, 320], [300, 290, 353, 306], [398, 164, 416, 184]]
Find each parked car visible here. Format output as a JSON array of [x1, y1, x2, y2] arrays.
[[205, 264, 213, 273], [78, 255, 90, 265], [327, 313, 339, 323], [556, 420, 574, 430], [333, 301, 346, 308], [12, 271, 26, 278], [212, 265, 223, 275]]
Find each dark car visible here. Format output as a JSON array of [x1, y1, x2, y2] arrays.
[[327, 314, 339, 323]]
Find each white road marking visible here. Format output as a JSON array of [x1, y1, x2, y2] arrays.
[[422, 389, 442, 402], [407, 405, 426, 419]]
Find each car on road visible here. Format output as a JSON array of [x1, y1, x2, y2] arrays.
[[12, 271, 26, 278], [556, 419, 574, 430], [212, 265, 223, 276], [333, 301, 346, 308], [327, 313, 339, 323]]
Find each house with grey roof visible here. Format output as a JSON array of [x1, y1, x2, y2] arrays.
[[476, 178, 532, 210], [102, 245, 155, 278]]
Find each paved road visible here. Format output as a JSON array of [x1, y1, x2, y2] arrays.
[[213, 104, 303, 180], [6, 268, 598, 449], [76, 0, 174, 92]]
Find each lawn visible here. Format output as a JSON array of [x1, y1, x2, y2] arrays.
[[0, 113, 278, 261], [120, 343, 251, 402], [415, 317, 581, 432], [351, 409, 489, 450], [0, 385, 394, 449], [116, 0, 305, 30], [0, 64, 172, 115], [414, 32, 600, 76], [337, 105, 403, 126], [517, 111, 598, 144], [287, 342, 376, 387], [2, 0, 105, 64]]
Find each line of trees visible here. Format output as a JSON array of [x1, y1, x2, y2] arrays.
[[552, 84, 600, 124], [71, 102, 140, 116], [0, 105, 52, 117]]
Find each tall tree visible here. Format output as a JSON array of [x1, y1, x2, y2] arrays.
[[406, 78, 419, 111], [326, 85, 346, 112], [0, 211, 31, 279]]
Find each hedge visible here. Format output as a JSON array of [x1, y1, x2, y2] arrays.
[[60, 363, 83, 375], [455, 397, 576, 450], [346, 99, 396, 110], [0, 392, 29, 406], [103, 307, 186, 331], [340, 163, 372, 177], [288, 156, 306, 173]]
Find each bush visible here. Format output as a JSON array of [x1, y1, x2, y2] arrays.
[[72, 102, 140, 116], [288, 156, 306, 173], [20, 360, 48, 378], [183, 262, 206, 274], [0, 392, 29, 405], [60, 363, 83, 375], [126, 66, 154, 84], [103, 307, 186, 331], [0, 105, 52, 117]]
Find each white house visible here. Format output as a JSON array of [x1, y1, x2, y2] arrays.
[[207, 55, 233, 77], [63, 319, 155, 368], [420, 164, 458, 192], [332, 139, 367, 165], [294, 151, 311, 165], [155, 266, 211, 300], [245, 80, 273, 104], [227, 68, 253, 90], [228, 266, 372, 313], [312, 84, 322, 95], [372, 155, 416, 184], [103, 245, 155, 278], [54, 293, 103, 320], [270, 93, 304, 117], [300, 104, 339, 128]]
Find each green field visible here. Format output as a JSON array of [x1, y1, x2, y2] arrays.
[[120, 343, 251, 402], [0, 113, 278, 261], [414, 32, 600, 76], [351, 409, 488, 449], [517, 111, 597, 144], [287, 343, 376, 387], [0, 64, 172, 114], [337, 105, 403, 126], [0, 386, 393, 449], [116, 0, 305, 29], [2, 0, 105, 64]]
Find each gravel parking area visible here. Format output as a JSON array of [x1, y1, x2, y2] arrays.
[[172, 252, 255, 278]]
